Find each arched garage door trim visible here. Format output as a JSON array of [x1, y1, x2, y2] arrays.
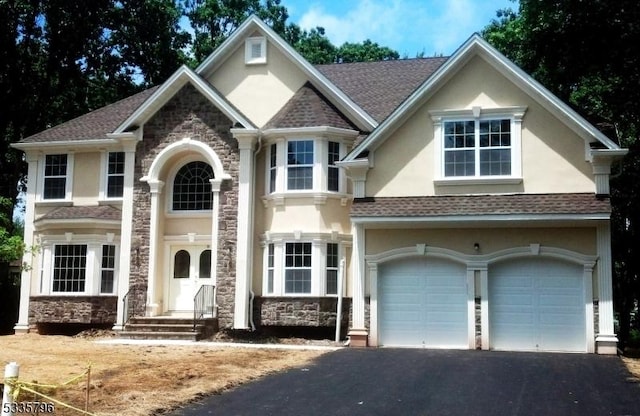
[[366, 244, 597, 351], [483, 248, 597, 353], [367, 245, 475, 348]]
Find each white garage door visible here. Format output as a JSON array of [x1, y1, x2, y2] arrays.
[[379, 257, 468, 348], [489, 258, 586, 352]]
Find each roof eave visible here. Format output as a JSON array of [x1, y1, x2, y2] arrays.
[[114, 65, 256, 134], [195, 15, 377, 132]]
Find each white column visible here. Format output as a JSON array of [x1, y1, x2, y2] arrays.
[[233, 134, 257, 329], [368, 262, 379, 346], [348, 223, 368, 346], [14, 154, 38, 333], [596, 222, 618, 354], [113, 145, 136, 330], [480, 268, 489, 350], [146, 179, 164, 316], [209, 179, 222, 316]]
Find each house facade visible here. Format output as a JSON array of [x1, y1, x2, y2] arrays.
[[13, 16, 626, 353]]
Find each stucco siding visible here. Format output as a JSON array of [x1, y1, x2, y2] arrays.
[[366, 55, 595, 197], [208, 37, 308, 128], [72, 152, 101, 204]]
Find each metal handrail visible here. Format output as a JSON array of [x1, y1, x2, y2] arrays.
[[194, 284, 215, 331], [122, 285, 146, 327]]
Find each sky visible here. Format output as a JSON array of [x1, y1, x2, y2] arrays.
[[283, 0, 519, 57]]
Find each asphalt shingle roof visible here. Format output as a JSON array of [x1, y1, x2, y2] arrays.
[[264, 82, 359, 130], [317, 57, 448, 123], [36, 205, 122, 221], [20, 87, 158, 143], [350, 193, 611, 217]]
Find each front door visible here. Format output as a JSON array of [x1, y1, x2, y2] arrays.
[[168, 245, 212, 311]]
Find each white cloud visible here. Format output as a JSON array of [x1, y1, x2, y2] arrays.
[[293, 0, 508, 56]]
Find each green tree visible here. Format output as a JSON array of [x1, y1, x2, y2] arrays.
[[483, 0, 640, 346], [285, 25, 336, 64], [336, 39, 399, 63], [184, 0, 289, 62]]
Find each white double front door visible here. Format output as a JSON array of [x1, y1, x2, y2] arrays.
[[168, 245, 213, 312]]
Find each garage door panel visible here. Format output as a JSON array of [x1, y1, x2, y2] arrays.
[[379, 257, 468, 348], [490, 258, 585, 352]]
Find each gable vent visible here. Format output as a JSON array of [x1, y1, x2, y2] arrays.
[[245, 36, 267, 65]]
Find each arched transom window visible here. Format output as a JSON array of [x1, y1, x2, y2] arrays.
[[172, 161, 214, 211]]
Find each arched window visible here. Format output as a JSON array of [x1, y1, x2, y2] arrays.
[[172, 161, 214, 211], [174, 250, 190, 279], [199, 250, 212, 279]]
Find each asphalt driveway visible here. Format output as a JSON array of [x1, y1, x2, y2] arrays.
[[171, 349, 640, 416]]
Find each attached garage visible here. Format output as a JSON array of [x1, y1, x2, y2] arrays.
[[378, 257, 470, 348], [489, 257, 587, 352]]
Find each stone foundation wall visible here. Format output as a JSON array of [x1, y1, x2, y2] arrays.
[[255, 297, 351, 327], [29, 296, 117, 324], [130, 84, 239, 328]]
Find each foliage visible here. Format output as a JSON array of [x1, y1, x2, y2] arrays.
[[335, 39, 399, 63], [483, 0, 640, 345]]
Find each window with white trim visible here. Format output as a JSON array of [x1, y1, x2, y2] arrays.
[[433, 107, 526, 183], [53, 244, 86, 293], [326, 243, 339, 295], [245, 36, 266, 64], [287, 140, 314, 190], [172, 161, 214, 211], [266, 243, 274, 294], [284, 242, 312, 294], [269, 143, 277, 194], [106, 152, 125, 198], [43, 154, 68, 200], [100, 245, 116, 293], [328, 141, 340, 192]]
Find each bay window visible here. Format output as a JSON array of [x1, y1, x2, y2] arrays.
[[287, 140, 314, 190]]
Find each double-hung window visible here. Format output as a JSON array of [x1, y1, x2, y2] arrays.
[[100, 245, 116, 293], [284, 242, 312, 294], [105, 152, 125, 198], [327, 141, 340, 192], [269, 144, 277, 194], [43, 154, 68, 199], [287, 140, 314, 190], [326, 243, 339, 295], [53, 244, 87, 293], [444, 119, 512, 177]]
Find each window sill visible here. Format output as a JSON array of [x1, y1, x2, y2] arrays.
[[262, 192, 352, 207], [434, 177, 523, 186], [35, 200, 73, 207], [165, 211, 212, 219], [98, 199, 123, 206]]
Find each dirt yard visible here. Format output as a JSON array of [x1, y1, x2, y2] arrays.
[[0, 333, 329, 415]]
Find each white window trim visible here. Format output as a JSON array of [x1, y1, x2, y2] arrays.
[[245, 36, 267, 65], [100, 244, 118, 294], [99, 150, 125, 201], [165, 155, 214, 217], [38, 152, 74, 202], [264, 137, 350, 203], [40, 234, 119, 296], [325, 242, 340, 296], [262, 235, 350, 297], [431, 106, 526, 186]]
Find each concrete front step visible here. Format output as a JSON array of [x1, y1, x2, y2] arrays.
[[122, 317, 218, 341]]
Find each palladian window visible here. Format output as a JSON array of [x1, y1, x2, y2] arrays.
[[172, 161, 214, 211]]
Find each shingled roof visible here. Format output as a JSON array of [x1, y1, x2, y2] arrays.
[[19, 56, 448, 144], [350, 193, 611, 218], [317, 57, 448, 123], [35, 205, 122, 222], [21, 87, 159, 143], [264, 82, 359, 130]]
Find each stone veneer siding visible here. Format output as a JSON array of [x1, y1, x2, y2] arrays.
[[29, 296, 117, 324], [256, 297, 351, 327], [130, 84, 239, 328]]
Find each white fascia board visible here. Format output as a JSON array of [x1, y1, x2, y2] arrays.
[[195, 15, 377, 132], [344, 34, 623, 161], [471, 36, 621, 150], [11, 139, 119, 151], [114, 66, 255, 134], [351, 213, 610, 224], [34, 218, 121, 231], [261, 126, 360, 138]]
